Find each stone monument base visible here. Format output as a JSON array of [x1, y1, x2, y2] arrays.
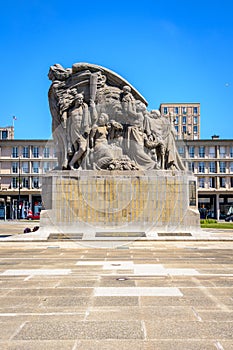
[[40, 170, 200, 241]]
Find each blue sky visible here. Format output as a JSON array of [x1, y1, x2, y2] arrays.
[[1, 0, 233, 140]]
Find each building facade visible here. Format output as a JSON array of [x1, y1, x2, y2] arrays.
[[160, 103, 200, 140], [0, 131, 56, 219], [179, 137, 233, 220]]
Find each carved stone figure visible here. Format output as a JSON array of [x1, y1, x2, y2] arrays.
[[89, 113, 114, 169], [149, 110, 185, 170], [68, 93, 90, 170], [48, 62, 186, 171], [121, 99, 157, 170], [48, 65, 71, 169]]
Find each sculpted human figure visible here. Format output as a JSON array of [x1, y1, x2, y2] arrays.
[[48, 63, 72, 82], [108, 120, 123, 148], [122, 99, 157, 170], [144, 110, 165, 169], [68, 93, 91, 170], [59, 88, 77, 129], [48, 65, 70, 169], [89, 113, 114, 169], [149, 110, 185, 170], [120, 85, 136, 114]]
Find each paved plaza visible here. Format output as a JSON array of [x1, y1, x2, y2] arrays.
[[0, 221, 233, 349]]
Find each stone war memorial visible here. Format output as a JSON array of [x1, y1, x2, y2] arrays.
[[40, 62, 200, 242]]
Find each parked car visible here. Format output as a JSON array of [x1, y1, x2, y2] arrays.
[[26, 212, 40, 220], [225, 214, 233, 222]]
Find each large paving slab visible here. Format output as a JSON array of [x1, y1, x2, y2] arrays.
[[0, 239, 233, 349]]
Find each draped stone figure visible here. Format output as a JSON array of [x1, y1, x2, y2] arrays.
[[89, 113, 114, 169], [149, 110, 185, 170], [48, 64, 72, 169], [48, 62, 186, 171]]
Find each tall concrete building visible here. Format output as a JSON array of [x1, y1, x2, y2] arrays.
[[160, 103, 200, 140]]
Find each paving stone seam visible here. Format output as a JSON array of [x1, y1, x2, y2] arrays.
[[192, 276, 231, 312], [191, 306, 203, 322], [9, 321, 28, 341], [141, 320, 147, 340], [0, 312, 86, 316], [214, 340, 225, 350]]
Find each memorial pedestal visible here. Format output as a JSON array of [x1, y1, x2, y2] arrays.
[[40, 170, 200, 240]]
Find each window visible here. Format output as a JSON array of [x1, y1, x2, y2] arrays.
[[182, 116, 186, 124], [178, 146, 185, 157], [183, 126, 187, 133], [174, 107, 179, 114], [32, 146, 39, 158], [12, 177, 18, 188], [230, 162, 233, 173], [193, 116, 198, 124], [188, 162, 194, 172], [32, 161, 39, 173], [231, 178, 233, 188], [198, 178, 205, 188], [23, 146, 29, 158], [12, 162, 18, 174], [22, 177, 29, 188], [32, 177, 39, 189], [182, 107, 187, 114], [199, 146, 205, 158], [209, 177, 215, 188], [43, 147, 50, 158], [22, 162, 29, 174], [219, 161, 226, 173], [163, 107, 168, 114], [193, 107, 198, 114], [193, 126, 198, 134], [219, 177, 226, 188], [174, 116, 179, 125], [189, 146, 195, 158], [209, 162, 216, 173], [1, 130, 8, 139], [198, 162, 205, 173], [219, 146, 226, 158], [230, 146, 233, 158], [174, 126, 179, 133], [12, 147, 18, 158], [43, 162, 50, 173], [209, 147, 215, 158]]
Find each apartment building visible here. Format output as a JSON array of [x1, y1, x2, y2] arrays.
[[179, 137, 233, 220], [160, 103, 200, 140], [0, 128, 56, 219]]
